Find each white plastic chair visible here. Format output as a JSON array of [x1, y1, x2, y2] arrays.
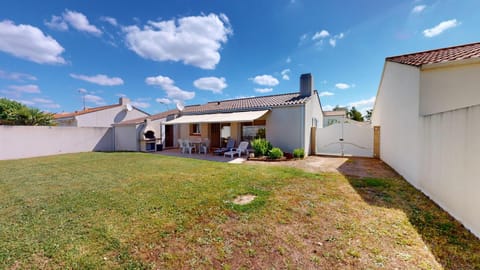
[[224, 141, 249, 158], [177, 139, 185, 153], [198, 138, 210, 155], [182, 140, 196, 154]]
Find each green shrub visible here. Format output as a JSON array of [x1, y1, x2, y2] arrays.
[[293, 148, 305, 158], [251, 138, 272, 157], [269, 147, 283, 159]]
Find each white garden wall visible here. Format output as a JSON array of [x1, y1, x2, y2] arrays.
[[419, 105, 480, 238], [0, 126, 113, 160]]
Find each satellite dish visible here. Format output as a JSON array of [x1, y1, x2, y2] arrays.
[[176, 101, 185, 111], [125, 104, 133, 112]]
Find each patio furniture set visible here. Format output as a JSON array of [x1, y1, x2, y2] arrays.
[[177, 138, 250, 158]]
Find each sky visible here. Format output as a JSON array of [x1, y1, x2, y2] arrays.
[[0, 0, 479, 115]]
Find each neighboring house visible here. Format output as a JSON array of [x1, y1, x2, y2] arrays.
[[54, 97, 149, 127], [115, 73, 323, 155], [323, 110, 346, 127], [372, 42, 480, 238]]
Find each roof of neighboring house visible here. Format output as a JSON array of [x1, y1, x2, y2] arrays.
[[54, 104, 120, 119], [323, 110, 346, 116], [386, 42, 480, 67], [115, 109, 180, 126]]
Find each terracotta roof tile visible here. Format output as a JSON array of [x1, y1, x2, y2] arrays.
[[386, 42, 480, 67], [54, 104, 120, 119], [323, 110, 346, 116]]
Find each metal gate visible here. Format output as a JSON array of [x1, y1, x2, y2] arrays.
[[316, 120, 373, 157]]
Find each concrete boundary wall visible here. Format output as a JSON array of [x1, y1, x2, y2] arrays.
[[0, 126, 113, 160]]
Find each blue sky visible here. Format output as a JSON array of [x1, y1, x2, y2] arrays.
[[0, 0, 478, 115]]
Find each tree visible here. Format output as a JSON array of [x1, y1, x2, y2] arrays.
[[365, 109, 373, 121], [0, 98, 55, 126], [347, 106, 364, 122]]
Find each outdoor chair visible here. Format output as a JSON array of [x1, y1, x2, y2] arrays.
[[177, 139, 185, 153], [214, 138, 235, 155], [182, 140, 196, 154], [224, 141, 249, 158], [198, 138, 210, 155]]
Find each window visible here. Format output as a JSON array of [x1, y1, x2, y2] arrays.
[[241, 120, 266, 142], [190, 123, 201, 135]]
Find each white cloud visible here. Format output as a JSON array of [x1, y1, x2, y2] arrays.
[[15, 99, 35, 106], [31, 97, 60, 109], [423, 19, 459, 38], [84, 94, 106, 106], [124, 13, 232, 70], [312, 30, 330, 40], [131, 100, 150, 109], [254, 88, 273, 93], [156, 98, 172, 104], [101, 16, 118, 26], [322, 105, 334, 111], [319, 91, 334, 97], [412, 5, 427, 14], [0, 20, 66, 64], [0, 70, 36, 81], [281, 69, 290, 80], [78, 88, 88, 94], [335, 83, 352, 90], [348, 96, 376, 108], [8, 84, 41, 93], [251, 75, 279, 86], [329, 33, 344, 47], [193, 76, 227, 93], [45, 15, 68, 31], [145, 75, 195, 101], [286, 57, 291, 63], [70, 73, 124, 86], [63, 10, 102, 35]]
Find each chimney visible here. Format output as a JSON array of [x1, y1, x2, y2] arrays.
[[119, 97, 130, 105], [299, 73, 314, 97]]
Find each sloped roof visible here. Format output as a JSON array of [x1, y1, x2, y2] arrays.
[[54, 104, 120, 119], [182, 92, 310, 114], [115, 109, 179, 126], [386, 42, 480, 67], [116, 92, 312, 126], [323, 110, 346, 117]]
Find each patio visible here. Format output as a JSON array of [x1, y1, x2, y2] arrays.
[[155, 148, 247, 163]]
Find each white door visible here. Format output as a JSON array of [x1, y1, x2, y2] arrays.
[[316, 120, 373, 157]]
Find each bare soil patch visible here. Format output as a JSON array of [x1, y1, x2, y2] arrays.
[[232, 194, 256, 205]]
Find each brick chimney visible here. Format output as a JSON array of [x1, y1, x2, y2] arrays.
[[299, 73, 314, 97]]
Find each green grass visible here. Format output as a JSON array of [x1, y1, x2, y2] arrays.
[[0, 152, 479, 269]]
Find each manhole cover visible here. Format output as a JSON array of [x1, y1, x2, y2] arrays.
[[232, 194, 256, 205]]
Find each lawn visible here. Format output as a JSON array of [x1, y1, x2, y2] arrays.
[[0, 152, 479, 269]]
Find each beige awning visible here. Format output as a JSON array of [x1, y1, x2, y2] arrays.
[[165, 110, 269, 125]]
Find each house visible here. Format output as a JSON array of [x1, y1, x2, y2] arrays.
[[323, 109, 346, 127], [54, 97, 149, 127], [372, 42, 480, 238], [115, 73, 323, 155]]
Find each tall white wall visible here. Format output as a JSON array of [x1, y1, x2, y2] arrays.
[[304, 93, 323, 155], [0, 126, 113, 160], [372, 61, 422, 186], [420, 61, 480, 115], [419, 105, 480, 238], [114, 125, 139, 151], [266, 106, 303, 154], [76, 107, 148, 127]]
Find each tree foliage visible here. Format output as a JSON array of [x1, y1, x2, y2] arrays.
[[347, 106, 364, 122], [0, 98, 55, 126]]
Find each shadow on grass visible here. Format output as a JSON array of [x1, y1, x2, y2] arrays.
[[338, 158, 480, 269]]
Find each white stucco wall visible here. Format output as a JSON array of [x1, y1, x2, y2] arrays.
[[419, 105, 480, 238], [420, 61, 480, 115], [266, 106, 303, 154], [114, 125, 139, 151], [304, 93, 323, 155], [0, 126, 113, 160], [76, 107, 148, 127], [372, 61, 422, 186]]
